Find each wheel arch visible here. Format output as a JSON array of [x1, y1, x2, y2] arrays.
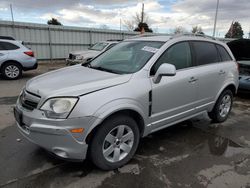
[[85, 108, 145, 145], [0, 60, 23, 71], [211, 83, 237, 112]]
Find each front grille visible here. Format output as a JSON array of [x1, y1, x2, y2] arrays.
[[69, 53, 76, 60], [20, 90, 40, 111]]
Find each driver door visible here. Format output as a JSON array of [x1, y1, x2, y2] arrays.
[[150, 42, 198, 129]]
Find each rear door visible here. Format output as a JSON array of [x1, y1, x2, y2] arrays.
[[0, 42, 9, 65], [191, 41, 228, 110]]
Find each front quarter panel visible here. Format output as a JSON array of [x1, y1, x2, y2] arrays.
[[69, 72, 151, 134]]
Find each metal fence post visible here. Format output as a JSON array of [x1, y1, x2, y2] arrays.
[[48, 26, 53, 63], [89, 30, 92, 47]]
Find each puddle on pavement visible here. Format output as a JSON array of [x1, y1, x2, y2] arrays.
[[1, 120, 250, 188]]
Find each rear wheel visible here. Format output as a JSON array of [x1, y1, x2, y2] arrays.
[[89, 115, 140, 170], [1, 62, 22, 80], [208, 90, 233, 123]]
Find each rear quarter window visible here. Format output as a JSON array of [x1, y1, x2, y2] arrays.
[[0, 43, 5, 50], [0, 41, 20, 50], [192, 41, 220, 66], [216, 45, 232, 62]]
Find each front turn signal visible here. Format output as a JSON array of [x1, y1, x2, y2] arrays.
[[70, 128, 84, 133]]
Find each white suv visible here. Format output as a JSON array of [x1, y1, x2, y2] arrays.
[[0, 39, 37, 80]]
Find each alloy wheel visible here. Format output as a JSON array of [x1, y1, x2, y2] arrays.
[[102, 125, 134, 163], [5, 65, 20, 79]]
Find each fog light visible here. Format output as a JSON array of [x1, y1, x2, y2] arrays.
[[53, 149, 68, 158]]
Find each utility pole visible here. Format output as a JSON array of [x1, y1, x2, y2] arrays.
[[213, 0, 219, 37], [10, 4, 14, 23], [10, 4, 16, 38], [120, 18, 121, 32], [141, 3, 144, 23]]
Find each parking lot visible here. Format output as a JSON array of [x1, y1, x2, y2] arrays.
[[0, 62, 250, 188]]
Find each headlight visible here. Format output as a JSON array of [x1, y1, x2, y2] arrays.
[[75, 56, 83, 60], [40, 97, 78, 119]]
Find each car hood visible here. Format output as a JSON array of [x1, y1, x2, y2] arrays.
[[25, 65, 132, 98], [227, 39, 250, 61]]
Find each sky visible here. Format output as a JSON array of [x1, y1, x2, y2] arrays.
[[0, 0, 250, 37]]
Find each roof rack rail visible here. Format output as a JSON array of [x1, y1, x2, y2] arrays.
[[0, 36, 15, 40], [170, 33, 216, 40], [106, 39, 123, 41], [129, 33, 160, 39]]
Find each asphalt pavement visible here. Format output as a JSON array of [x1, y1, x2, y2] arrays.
[[0, 62, 250, 188]]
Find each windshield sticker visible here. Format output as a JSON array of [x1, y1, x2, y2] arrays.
[[141, 46, 159, 53]]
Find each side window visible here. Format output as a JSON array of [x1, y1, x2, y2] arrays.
[[216, 45, 232, 62], [3, 42, 19, 50], [192, 41, 220, 65], [1, 42, 19, 50], [151, 42, 192, 75], [0, 42, 4, 50]]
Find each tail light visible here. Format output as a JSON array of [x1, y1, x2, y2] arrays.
[[24, 51, 34, 57]]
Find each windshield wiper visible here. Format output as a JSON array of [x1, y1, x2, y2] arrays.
[[91, 66, 120, 74], [81, 59, 92, 67]]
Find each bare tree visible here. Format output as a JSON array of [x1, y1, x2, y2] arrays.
[[123, 20, 135, 31], [99, 24, 109, 30], [123, 3, 152, 32], [173, 26, 187, 34], [191, 26, 204, 34]]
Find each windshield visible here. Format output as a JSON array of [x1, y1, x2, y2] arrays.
[[88, 41, 164, 74], [89, 42, 108, 51]]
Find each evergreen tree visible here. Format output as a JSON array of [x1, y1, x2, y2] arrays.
[[225, 21, 244, 38], [47, 18, 62, 26]]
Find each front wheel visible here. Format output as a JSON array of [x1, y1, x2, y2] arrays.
[[208, 90, 233, 123], [89, 115, 140, 170]]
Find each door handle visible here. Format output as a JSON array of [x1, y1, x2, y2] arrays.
[[219, 70, 226, 75], [189, 77, 198, 83]]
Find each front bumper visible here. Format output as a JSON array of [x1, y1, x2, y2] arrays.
[[14, 100, 97, 161]]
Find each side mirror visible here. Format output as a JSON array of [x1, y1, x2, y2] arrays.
[[153, 63, 176, 84]]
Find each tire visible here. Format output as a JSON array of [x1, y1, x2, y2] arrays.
[[208, 90, 233, 123], [1, 62, 22, 80], [89, 115, 140, 170]]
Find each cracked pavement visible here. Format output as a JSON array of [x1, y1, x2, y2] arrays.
[[0, 62, 250, 188]]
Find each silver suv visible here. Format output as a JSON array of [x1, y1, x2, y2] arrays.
[[0, 39, 37, 80], [66, 40, 119, 65], [15, 35, 238, 170]]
